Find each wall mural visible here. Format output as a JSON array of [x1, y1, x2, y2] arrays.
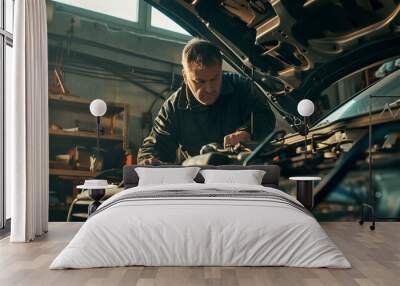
[[47, 1, 400, 222]]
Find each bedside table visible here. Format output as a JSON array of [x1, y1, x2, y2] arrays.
[[289, 176, 321, 210]]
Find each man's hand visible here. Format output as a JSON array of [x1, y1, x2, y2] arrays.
[[223, 130, 251, 148], [139, 157, 162, 165]]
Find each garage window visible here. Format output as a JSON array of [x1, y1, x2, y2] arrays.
[[150, 7, 190, 36], [53, 0, 140, 23]]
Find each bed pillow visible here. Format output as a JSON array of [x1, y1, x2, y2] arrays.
[[200, 169, 266, 185], [135, 167, 201, 186]]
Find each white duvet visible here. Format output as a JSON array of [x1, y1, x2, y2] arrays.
[[50, 183, 351, 269]]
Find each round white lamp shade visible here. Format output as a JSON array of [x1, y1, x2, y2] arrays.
[[297, 99, 315, 117], [90, 99, 107, 117]]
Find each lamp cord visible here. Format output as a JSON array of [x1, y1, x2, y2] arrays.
[[96, 116, 100, 160], [304, 116, 308, 165]]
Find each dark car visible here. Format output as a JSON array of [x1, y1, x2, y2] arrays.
[[146, 0, 400, 220]]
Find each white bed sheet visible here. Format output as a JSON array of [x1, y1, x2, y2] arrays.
[[50, 183, 351, 269]]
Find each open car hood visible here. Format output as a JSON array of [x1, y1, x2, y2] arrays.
[[146, 0, 400, 126]]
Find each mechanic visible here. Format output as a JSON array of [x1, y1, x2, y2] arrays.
[[137, 38, 276, 165]]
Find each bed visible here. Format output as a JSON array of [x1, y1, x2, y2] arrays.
[[50, 165, 351, 269]]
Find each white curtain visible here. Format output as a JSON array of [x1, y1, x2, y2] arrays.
[[6, 0, 49, 242]]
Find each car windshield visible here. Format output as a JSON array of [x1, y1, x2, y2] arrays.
[[315, 67, 400, 128]]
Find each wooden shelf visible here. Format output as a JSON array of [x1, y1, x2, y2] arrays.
[[48, 92, 128, 149], [49, 129, 123, 141], [49, 168, 100, 178], [49, 94, 125, 114]]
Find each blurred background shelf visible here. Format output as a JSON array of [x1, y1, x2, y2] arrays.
[[49, 168, 100, 178], [49, 93, 128, 148], [49, 94, 125, 114], [49, 93, 128, 221], [49, 129, 123, 141]]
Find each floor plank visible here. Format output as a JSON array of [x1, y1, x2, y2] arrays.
[[0, 222, 399, 286]]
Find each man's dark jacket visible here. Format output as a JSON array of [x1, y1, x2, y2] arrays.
[[137, 73, 276, 163]]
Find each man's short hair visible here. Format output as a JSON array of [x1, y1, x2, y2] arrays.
[[182, 38, 222, 68]]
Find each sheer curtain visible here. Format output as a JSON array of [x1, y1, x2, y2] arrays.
[[6, 0, 49, 242]]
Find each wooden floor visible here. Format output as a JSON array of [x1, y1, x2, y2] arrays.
[[0, 222, 399, 286]]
